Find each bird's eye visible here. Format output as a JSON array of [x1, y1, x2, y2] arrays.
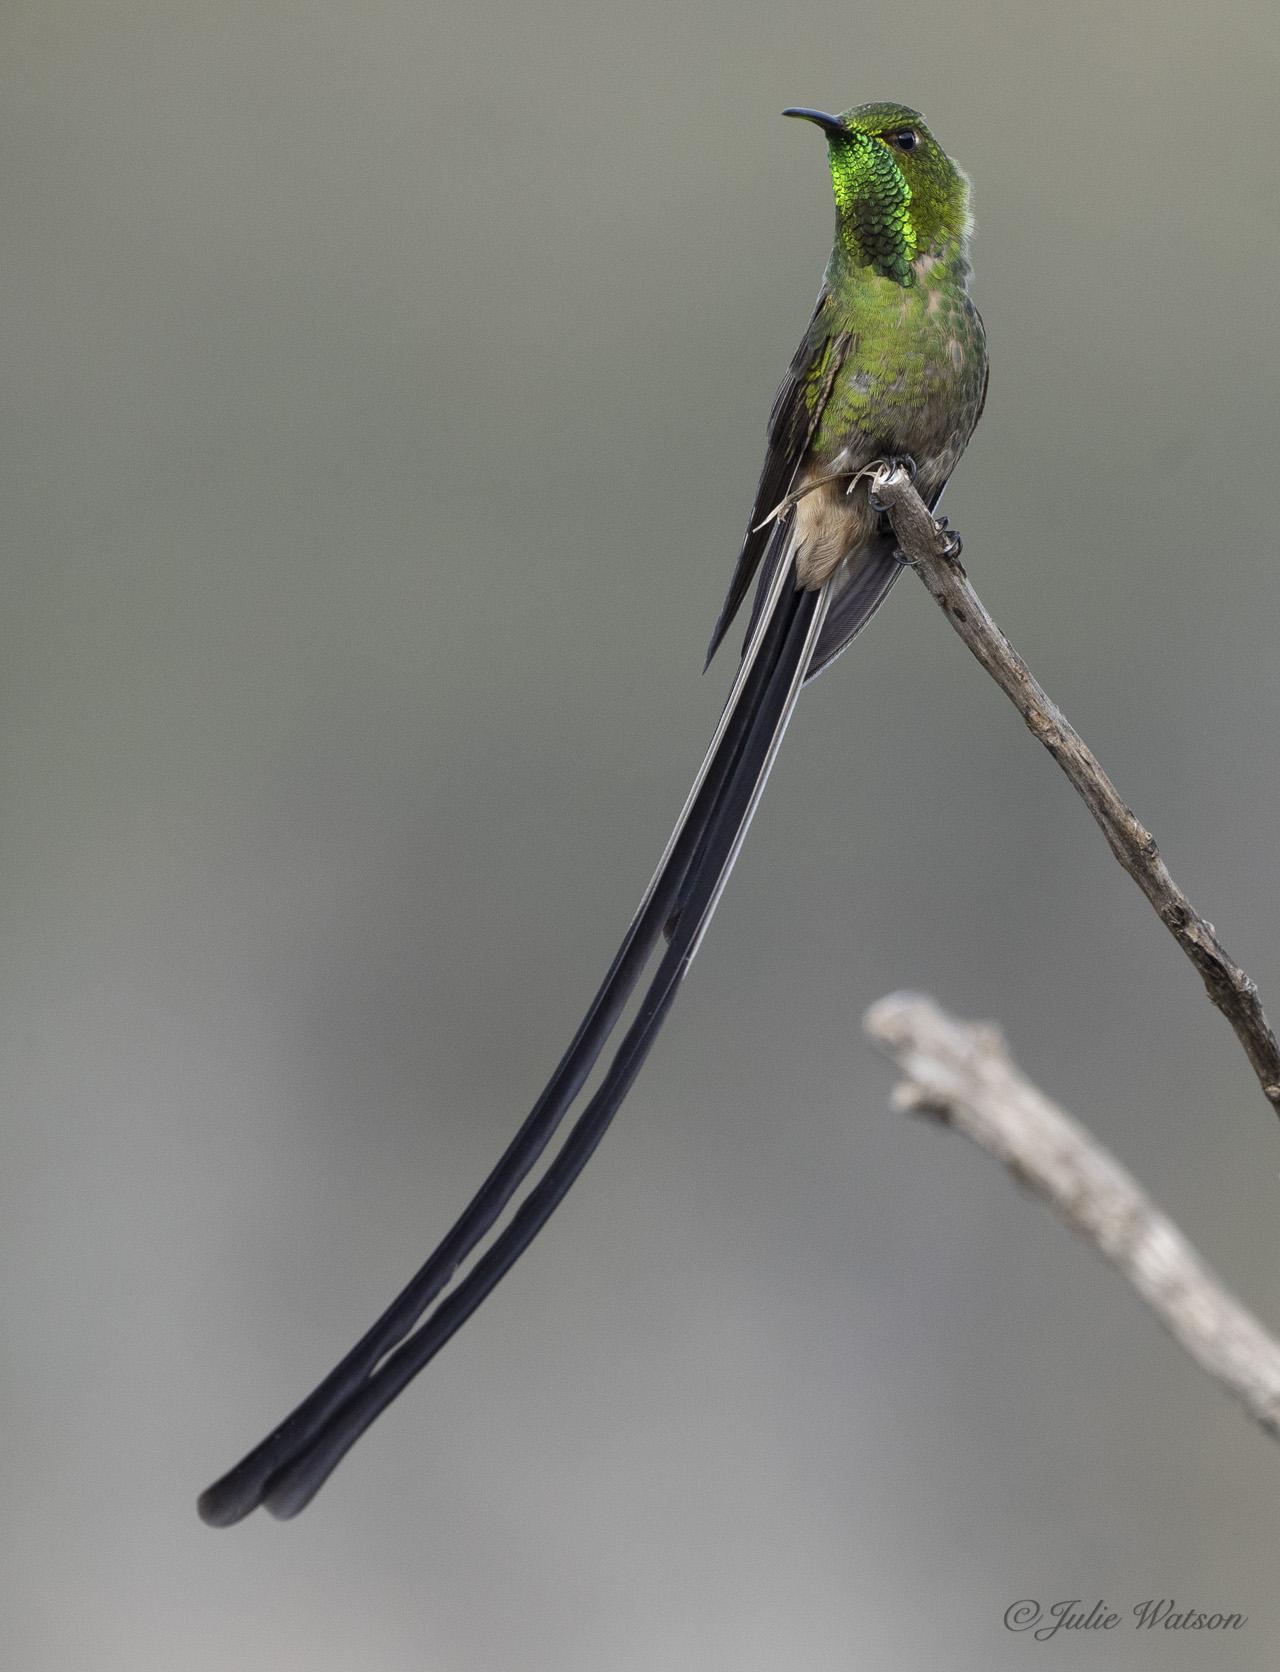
[[893, 129, 918, 151]]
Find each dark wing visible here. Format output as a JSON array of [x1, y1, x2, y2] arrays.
[[703, 294, 850, 669]]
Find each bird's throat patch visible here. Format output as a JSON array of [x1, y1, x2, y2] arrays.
[[828, 133, 917, 286]]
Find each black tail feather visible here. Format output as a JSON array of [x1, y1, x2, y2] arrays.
[[198, 569, 820, 1527], [257, 582, 823, 1519]]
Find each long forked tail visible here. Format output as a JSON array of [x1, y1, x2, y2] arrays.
[[199, 529, 830, 1525]]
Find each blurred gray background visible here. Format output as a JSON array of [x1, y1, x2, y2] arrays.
[[3, 1, 1280, 1666]]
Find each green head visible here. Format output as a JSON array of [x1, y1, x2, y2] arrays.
[[784, 101, 972, 286]]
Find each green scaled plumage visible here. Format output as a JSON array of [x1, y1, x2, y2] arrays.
[[706, 100, 988, 677], [809, 102, 985, 467]]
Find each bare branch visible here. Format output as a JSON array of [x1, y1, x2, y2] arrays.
[[870, 465, 1280, 1117], [866, 991, 1280, 1440]]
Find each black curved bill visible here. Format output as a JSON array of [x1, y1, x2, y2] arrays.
[[782, 107, 848, 140]]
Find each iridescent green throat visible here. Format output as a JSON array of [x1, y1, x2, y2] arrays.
[[827, 129, 918, 286], [820, 102, 971, 290]]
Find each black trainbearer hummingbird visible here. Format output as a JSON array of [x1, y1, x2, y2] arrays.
[[200, 100, 989, 1525]]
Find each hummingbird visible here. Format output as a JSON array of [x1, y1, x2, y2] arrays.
[[199, 100, 989, 1525]]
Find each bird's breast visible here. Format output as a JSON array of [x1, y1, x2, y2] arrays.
[[818, 271, 985, 443]]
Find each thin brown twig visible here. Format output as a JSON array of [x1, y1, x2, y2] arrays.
[[865, 991, 1280, 1441], [870, 464, 1280, 1118]]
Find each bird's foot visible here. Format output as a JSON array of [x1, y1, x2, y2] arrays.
[[934, 515, 964, 563], [895, 515, 964, 571], [866, 455, 916, 511]]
